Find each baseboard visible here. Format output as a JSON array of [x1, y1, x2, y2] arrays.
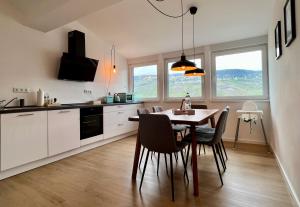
[[273, 149, 300, 207], [0, 131, 137, 180], [222, 136, 266, 145]]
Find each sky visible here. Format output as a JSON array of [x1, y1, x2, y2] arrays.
[[216, 50, 262, 71]]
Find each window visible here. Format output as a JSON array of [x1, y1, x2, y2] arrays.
[[165, 56, 204, 100], [132, 64, 158, 100], [212, 46, 268, 99]]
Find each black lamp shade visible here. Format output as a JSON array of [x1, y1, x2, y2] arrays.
[[171, 55, 197, 71], [184, 68, 205, 76]]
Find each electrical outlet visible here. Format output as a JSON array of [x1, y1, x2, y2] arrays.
[[13, 87, 31, 93], [83, 89, 92, 95]]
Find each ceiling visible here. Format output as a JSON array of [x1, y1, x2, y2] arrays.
[[79, 0, 276, 58], [0, 0, 123, 32], [0, 0, 276, 59]]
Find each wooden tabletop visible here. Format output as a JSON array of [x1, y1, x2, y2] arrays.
[[128, 109, 219, 125]]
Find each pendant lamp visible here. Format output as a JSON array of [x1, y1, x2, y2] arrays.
[[171, 0, 196, 71], [184, 6, 205, 76]]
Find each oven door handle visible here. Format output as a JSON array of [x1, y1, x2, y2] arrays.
[[82, 120, 98, 124]]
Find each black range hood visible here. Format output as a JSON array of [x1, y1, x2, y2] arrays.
[[58, 30, 99, 82]]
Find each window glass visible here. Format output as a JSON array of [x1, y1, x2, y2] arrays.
[[167, 58, 202, 98], [133, 64, 158, 99], [215, 50, 264, 97]]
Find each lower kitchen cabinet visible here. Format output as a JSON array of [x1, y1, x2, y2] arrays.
[[48, 109, 80, 156], [103, 104, 140, 139], [0, 111, 48, 171]]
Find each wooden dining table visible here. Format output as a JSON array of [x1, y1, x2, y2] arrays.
[[128, 108, 219, 196]]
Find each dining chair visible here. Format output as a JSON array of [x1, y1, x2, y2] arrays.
[[137, 108, 170, 176], [194, 106, 229, 161], [152, 106, 187, 139], [183, 109, 229, 185], [138, 114, 189, 201]]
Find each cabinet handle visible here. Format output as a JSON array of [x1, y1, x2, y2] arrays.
[[17, 113, 34, 117], [59, 110, 70, 113], [118, 123, 124, 126], [118, 112, 124, 114]]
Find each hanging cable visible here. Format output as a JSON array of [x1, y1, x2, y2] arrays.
[[146, 0, 189, 18], [193, 14, 195, 62], [181, 0, 184, 54]]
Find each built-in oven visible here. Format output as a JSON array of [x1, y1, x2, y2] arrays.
[[80, 106, 103, 140]]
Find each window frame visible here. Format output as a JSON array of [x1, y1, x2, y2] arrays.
[[211, 45, 269, 101], [129, 62, 160, 102], [164, 54, 205, 102]]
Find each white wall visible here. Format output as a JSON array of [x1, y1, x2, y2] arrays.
[[0, 12, 128, 106], [128, 36, 271, 145], [268, 0, 300, 205]]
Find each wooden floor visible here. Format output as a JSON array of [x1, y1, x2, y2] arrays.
[[0, 136, 294, 207]]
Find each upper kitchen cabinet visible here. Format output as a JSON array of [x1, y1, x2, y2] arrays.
[[1, 111, 48, 171], [48, 109, 80, 156]]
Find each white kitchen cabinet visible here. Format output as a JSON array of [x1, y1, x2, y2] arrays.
[[1, 111, 48, 171], [48, 109, 80, 156], [103, 104, 141, 139]]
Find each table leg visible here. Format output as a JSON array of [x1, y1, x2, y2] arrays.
[[132, 129, 141, 180], [234, 118, 240, 148], [210, 117, 216, 128], [190, 125, 199, 196]]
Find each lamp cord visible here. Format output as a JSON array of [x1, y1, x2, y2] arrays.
[[193, 15, 195, 62], [181, 0, 184, 54], [106, 44, 115, 95], [146, 0, 189, 18]]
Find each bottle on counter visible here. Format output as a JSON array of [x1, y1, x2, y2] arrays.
[[37, 89, 44, 106]]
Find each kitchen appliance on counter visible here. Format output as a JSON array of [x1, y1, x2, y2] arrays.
[[104, 96, 114, 104], [80, 106, 103, 140], [113, 93, 120, 103], [126, 94, 134, 102], [117, 93, 126, 103]]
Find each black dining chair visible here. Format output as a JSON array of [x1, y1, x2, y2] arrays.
[[152, 106, 187, 139], [194, 106, 230, 161], [183, 109, 229, 185], [137, 108, 170, 176], [138, 114, 189, 201]]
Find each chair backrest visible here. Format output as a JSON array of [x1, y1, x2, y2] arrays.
[[137, 108, 150, 116], [223, 106, 230, 133], [242, 101, 258, 111], [191, 104, 207, 109], [192, 104, 208, 124], [212, 109, 229, 144], [139, 114, 178, 153], [152, 106, 163, 112]]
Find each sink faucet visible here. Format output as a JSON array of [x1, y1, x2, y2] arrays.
[[0, 97, 18, 110]]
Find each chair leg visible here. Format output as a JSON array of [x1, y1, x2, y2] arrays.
[[203, 144, 206, 154], [218, 143, 226, 171], [139, 150, 150, 191], [212, 145, 223, 186], [216, 144, 226, 171], [180, 131, 184, 139], [186, 144, 191, 166], [170, 153, 175, 201], [198, 144, 201, 155], [174, 152, 178, 163], [157, 153, 160, 176], [180, 150, 189, 183], [221, 139, 228, 160], [164, 153, 169, 176], [139, 146, 145, 169]]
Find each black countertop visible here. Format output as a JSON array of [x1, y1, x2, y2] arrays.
[[0, 102, 143, 114]]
